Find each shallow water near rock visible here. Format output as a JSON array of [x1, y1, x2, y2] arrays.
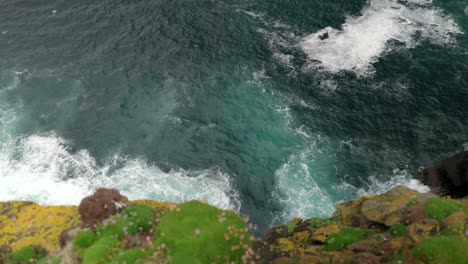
[[0, 0, 467, 231]]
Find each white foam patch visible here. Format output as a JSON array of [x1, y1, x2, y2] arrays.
[[334, 169, 430, 200], [273, 138, 430, 222], [273, 141, 337, 222], [300, 0, 461, 76], [0, 133, 239, 210]]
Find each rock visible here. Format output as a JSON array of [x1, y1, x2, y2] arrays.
[[405, 219, 439, 244], [275, 238, 299, 256], [291, 231, 310, 246], [352, 252, 380, 264], [293, 219, 311, 233], [78, 188, 129, 227], [403, 204, 426, 225], [311, 224, 341, 243], [360, 186, 419, 226], [421, 151, 468, 198], [273, 257, 294, 264], [0, 201, 81, 252], [298, 255, 324, 264], [441, 211, 467, 231], [347, 234, 391, 256], [333, 197, 372, 227], [264, 225, 289, 244]]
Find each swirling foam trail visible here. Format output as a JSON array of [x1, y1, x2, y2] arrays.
[[300, 0, 461, 76], [0, 134, 239, 210]]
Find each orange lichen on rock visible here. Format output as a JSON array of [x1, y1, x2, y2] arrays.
[[0, 201, 82, 252]]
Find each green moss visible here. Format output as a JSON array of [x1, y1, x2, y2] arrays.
[[389, 223, 406, 237], [97, 205, 157, 239], [423, 197, 462, 222], [82, 237, 118, 264], [37, 256, 61, 264], [153, 201, 251, 264], [73, 230, 98, 253], [413, 235, 468, 264], [111, 248, 147, 264], [309, 218, 339, 229], [406, 199, 418, 207], [7, 246, 46, 264], [324, 227, 376, 251], [286, 221, 298, 234]]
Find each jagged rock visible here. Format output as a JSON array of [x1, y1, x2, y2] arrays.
[[360, 186, 419, 226], [332, 197, 372, 227], [421, 150, 468, 198], [78, 188, 129, 227], [405, 219, 439, 244]]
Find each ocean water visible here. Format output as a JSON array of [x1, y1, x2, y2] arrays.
[[0, 0, 467, 231]]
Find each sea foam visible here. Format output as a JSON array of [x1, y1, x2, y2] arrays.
[[0, 133, 239, 210], [300, 0, 461, 76]]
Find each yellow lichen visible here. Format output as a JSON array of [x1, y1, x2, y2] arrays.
[[130, 200, 175, 213], [0, 202, 81, 252], [311, 224, 341, 243], [276, 238, 296, 255], [407, 222, 439, 244], [292, 231, 310, 246]]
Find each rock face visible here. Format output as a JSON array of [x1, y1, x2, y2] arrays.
[[422, 150, 468, 198], [78, 188, 129, 227], [259, 186, 468, 264]]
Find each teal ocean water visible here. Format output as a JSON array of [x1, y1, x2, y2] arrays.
[[0, 0, 467, 231]]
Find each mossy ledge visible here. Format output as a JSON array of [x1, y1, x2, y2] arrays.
[[1, 186, 467, 264]]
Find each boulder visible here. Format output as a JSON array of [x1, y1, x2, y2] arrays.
[[78, 188, 128, 227], [421, 151, 468, 198], [332, 197, 372, 227], [360, 186, 419, 226]]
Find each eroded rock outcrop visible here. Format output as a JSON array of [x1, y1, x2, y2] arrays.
[[422, 150, 468, 198], [258, 186, 468, 264]]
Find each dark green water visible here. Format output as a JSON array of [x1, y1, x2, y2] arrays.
[[0, 0, 467, 231]]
